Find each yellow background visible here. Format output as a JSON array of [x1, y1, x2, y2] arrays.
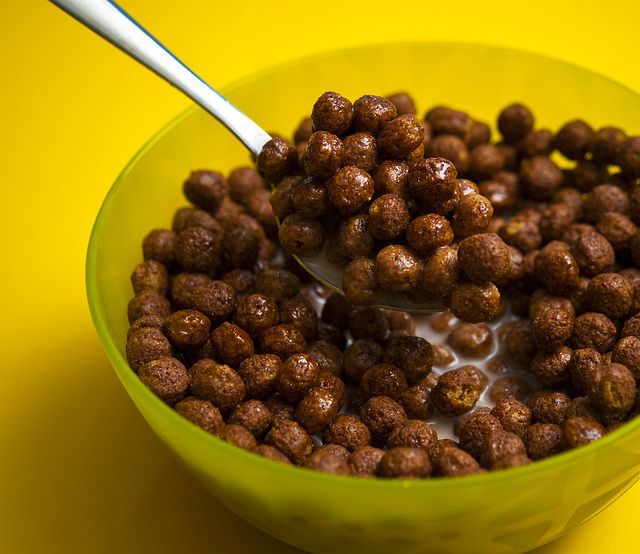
[[2, 0, 640, 552]]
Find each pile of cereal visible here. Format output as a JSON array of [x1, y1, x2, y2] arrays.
[[126, 91, 640, 479]]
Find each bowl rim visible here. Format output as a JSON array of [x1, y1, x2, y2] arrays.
[[86, 40, 640, 491]]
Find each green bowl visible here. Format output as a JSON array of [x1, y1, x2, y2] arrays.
[[87, 43, 640, 554]]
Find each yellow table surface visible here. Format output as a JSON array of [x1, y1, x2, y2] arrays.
[[3, 1, 640, 552]]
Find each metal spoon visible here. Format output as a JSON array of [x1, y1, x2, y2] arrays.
[[51, 0, 444, 313]]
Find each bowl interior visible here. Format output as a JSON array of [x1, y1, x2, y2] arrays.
[[87, 43, 640, 554]]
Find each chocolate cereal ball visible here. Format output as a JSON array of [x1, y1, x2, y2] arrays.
[[539, 203, 577, 242], [228, 399, 271, 436], [596, 213, 637, 251], [386, 92, 416, 115], [218, 424, 257, 451], [279, 296, 318, 341], [519, 156, 563, 200], [238, 354, 281, 398], [588, 362, 636, 417], [468, 144, 505, 180], [517, 129, 554, 158], [430, 441, 482, 477], [433, 367, 484, 416], [143, 228, 177, 268], [343, 257, 380, 305], [349, 446, 385, 477], [260, 324, 306, 360], [426, 135, 470, 173], [328, 166, 375, 216], [569, 230, 615, 277], [266, 417, 313, 465], [378, 114, 424, 159], [348, 306, 390, 342], [531, 346, 573, 386], [374, 160, 409, 199], [480, 429, 530, 470], [163, 309, 211, 350], [498, 103, 534, 143], [583, 184, 629, 224], [254, 444, 292, 464], [191, 280, 236, 324], [360, 363, 408, 401], [211, 322, 255, 366], [377, 447, 432, 479], [406, 214, 454, 254], [302, 131, 343, 178], [227, 166, 265, 203], [175, 226, 222, 273], [139, 356, 189, 403], [449, 282, 501, 323], [555, 120, 594, 160], [562, 416, 606, 448], [529, 301, 574, 352], [234, 294, 279, 337], [368, 194, 410, 241], [534, 242, 580, 295], [408, 157, 459, 215], [303, 447, 351, 475], [270, 175, 301, 219], [528, 390, 571, 425], [384, 335, 433, 384], [189, 359, 245, 411], [289, 177, 330, 219], [589, 126, 626, 164], [296, 387, 341, 434], [569, 348, 604, 394], [477, 180, 516, 214], [426, 106, 471, 138], [569, 312, 617, 353], [375, 245, 422, 292], [418, 246, 460, 298], [257, 137, 298, 183], [172, 207, 222, 234], [612, 336, 640, 381], [352, 95, 397, 135], [360, 396, 407, 445], [457, 233, 511, 284], [451, 193, 494, 238], [448, 323, 494, 358], [306, 340, 343, 376], [525, 423, 563, 460], [586, 273, 633, 320], [175, 396, 224, 435], [278, 214, 325, 257], [311, 91, 353, 136], [343, 339, 384, 383], [457, 411, 503, 461], [491, 398, 531, 438], [387, 419, 437, 449], [183, 169, 227, 212], [128, 289, 171, 325], [323, 415, 371, 451], [276, 353, 319, 402], [126, 327, 172, 373], [342, 132, 378, 172], [130, 259, 169, 295], [338, 215, 375, 258]]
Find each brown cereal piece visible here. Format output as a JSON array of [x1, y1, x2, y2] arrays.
[[570, 230, 615, 277], [525, 423, 563, 460], [447, 323, 494, 359], [488, 377, 531, 404], [373, 160, 409, 199], [425, 106, 471, 138], [143, 229, 177, 268], [449, 282, 501, 323], [426, 134, 470, 173], [311, 91, 353, 136], [552, 186, 584, 214], [586, 273, 633, 320], [620, 136, 640, 177], [406, 214, 453, 254], [408, 157, 459, 215], [227, 166, 265, 204], [306, 340, 343, 377], [183, 170, 227, 212], [495, 143, 520, 170], [175, 226, 223, 273], [172, 207, 222, 234], [528, 390, 571, 425], [588, 362, 636, 417], [384, 310, 416, 337], [349, 446, 385, 477], [480, 429, 529, 470], [478, 180, 517, 214], [316, 371, 346, 405], [221, 227, 260, 270], [622, 270, 640, 315], [430, 441, 482, 477], [213, 198, 244, 229], [279, 296, 318, 341], [554, 120, 594, 160], [498, 216, 542, 253], [266, 417, 313, 465], [278, 214, 325, 257], [596, 213, 637, 251], [383, 335, 433, 384], [360, 396, 407, 445], [531, 346, 573, 386], [400, 381, 434, 420], [260, 324, 307, 360], [344, 339, 384, 383], [219, 424, 257, 451], [388, 419, 437, 449], [562, 416, 606, 448], [457, 233, 511, 284], [127, 314, 164, 340], [432, 367, 484, 416], [303, 447, 351, 475], [270, 175, 301, 219], [254, 444, 292, 464], [519, 155, 563, 200], [210, 322, 254, 366], [352, 95, 397, 135], [504, 320, 536, 366], [569, 312, 617, 353], [534, 242, 580, 295], [328, 166, 375, 216], [221, 269, 255, 295], [491, 398, 532, 438], [338, 215, 375, 259], [296, 387, 341, 434], [497, 103, 534, 143], [175, 396, 224, 435], [539, 203, 577, 242], [257, 137, 298, 183], [450, 193, 494, 239], [229, 399, 272, 436], [191, 280, 236, 325], [569, 348, 604, 394], [530, 302, 574, 352], [342, 257, 380, 305], [130, 260, 169, 295], [348, 306, 390, 342], [126, 327, 172, 373], [316, 322, 346, 353], [570, 160, 610, 192], [127, 289, 171, 324], [378, 114, 424, 159], [457, 412, 503, 460], [320, 292, 350, 329], [341, 132, 378, 172], [517, 129, 554, 158], [386, 92, 416, 116], [612, 336, 640, 381], [432, 345, 455, 367], [457, 179, 480, 197], [565, 397, 601, 421], [589, 126, 627, 165], [138, 356, 188, 403], [583, 184, 630, 224], [163, 309, 211, 350], [375, 245, 422, 292], [360, 363, 408, 401], [367, 194, 409, 241], [429, 311, 456, 333], [273, 352, 318, 402], [468, 144, 505, 180], [254, 268, 300, 303], [189, 359, 245, 411], [234, 294, 279, 337], [466, 119, 491, 148], [323, 415, 371, 451], [377, 447, 431, 479], [263, 395, 295, 421], [418, 246, 460, 298], [288, 177, 329, 219]]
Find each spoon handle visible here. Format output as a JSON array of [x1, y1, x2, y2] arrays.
[[50, 0, 272, 156]]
